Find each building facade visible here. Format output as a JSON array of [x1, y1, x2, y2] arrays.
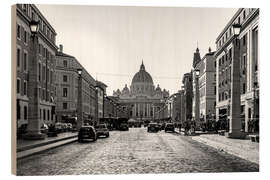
[[55, 45, 98, 125], [198, 48, 216, 122], [215, 8, 259, 132], [16, 4, 57, 128], [96, 81, 107, 119], [182, 72, 193, 121], [192, 48, 201, 123], [113, 62, 169, 121]]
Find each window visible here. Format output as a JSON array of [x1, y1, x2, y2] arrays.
[[214, 86, 216, 95], [38, 63, 41, 81], [63, 75, 68, 82], [63, 88, 68, 97], [47, 110, 50, 120], [238, 16, 241, 24], [24, 106, 27, 120], [229, 49, 232, 59], [214, 60, 216, 68], [24, 30, 27, 44], [17, 48, 21, 68], [23, 52, 27, 71], [17, 100, 21, 120], [23, 81, 27, 96], [17, 79, 20, 94], [43, 89, 46, 100], [42, 65, 45, 81], [50, 71, 53, 84], [43, 109, 46, 120], [17, 24, 21, 39], [243, 10, 246, 19], [243, 34, 247, 46], [63, 60, 67, 67], [243, 55, 246, 68], [63, 103, 68, 109], [243, 83, 246, 94]]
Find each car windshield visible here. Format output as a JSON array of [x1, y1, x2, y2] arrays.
[[81, 126, 93, 131], [96, 124, 106, 129], [166, 124, 174, 127]]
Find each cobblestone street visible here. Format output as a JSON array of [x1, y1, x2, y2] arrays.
[[17, 128, 259, 175]]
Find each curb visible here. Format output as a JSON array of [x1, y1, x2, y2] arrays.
[[17, 134, 78, 152], [17, 137, 78, 160]]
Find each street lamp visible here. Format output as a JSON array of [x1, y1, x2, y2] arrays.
[[226, 23, 244, 138], [77, 68, 83, 131], [23, 20, 45, 140], [232, 24, 241, 36], [194, 69, 200, 124], [29, 20, 39, 34], [195, 69, 200, 76]]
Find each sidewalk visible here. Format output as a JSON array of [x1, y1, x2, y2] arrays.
[[17, 132, 78, 159], [191, 134, 259, 164]]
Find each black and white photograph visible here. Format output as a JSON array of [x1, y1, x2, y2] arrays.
[[9, 1, 263, 177]]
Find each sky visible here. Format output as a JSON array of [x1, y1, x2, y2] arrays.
[[37, 4, 237, 96]]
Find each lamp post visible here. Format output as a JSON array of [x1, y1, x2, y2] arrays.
[[77, 68, 83, 130], [194, 69, 200, 124], [253, 81, 258, 131], [225, 23, 245, 138], [23, 20, 45, 140]]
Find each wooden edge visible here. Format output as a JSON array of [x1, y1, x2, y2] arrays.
[[11, 4, 17, 175]]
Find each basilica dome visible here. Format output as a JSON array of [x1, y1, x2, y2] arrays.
[[131, 62, 153, 85]]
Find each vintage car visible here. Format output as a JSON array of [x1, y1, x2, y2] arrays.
[[95, 124, 110, 138], [165, 123, 175, 132], [78, 126, 97, 142], [147, 123, 159, 133]]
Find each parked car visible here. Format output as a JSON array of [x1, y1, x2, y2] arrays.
[[78, 126, 97, 142], [119, 123, 129, 131], [95, 124, 110, 138], [67, 123, 73, 131], [55, 122, 63, 133], [165, 123, 175, 132], [40, 123, 49, 134], [147, 123, 159, 133], [62, 123, 68, 132]]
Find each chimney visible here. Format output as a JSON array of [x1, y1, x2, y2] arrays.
[[59, 44, 63, 53]]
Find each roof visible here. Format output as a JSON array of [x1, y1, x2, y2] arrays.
[[56, 51, 75, 58], [131, 62, 153, 84]]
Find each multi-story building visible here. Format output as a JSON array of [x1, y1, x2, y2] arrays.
[[96, 81, 107, 119], [16, 4, 58, 128], [55, 45, 98, 125], [215, 8, 259, 132], [182, 72, 193, 121], [112, 62, 169, 122], [178, 90, 185, 124], [192, 47, 201, 123], [104, 96, 117, 118], [198, 48, 216, 122], [167, 92, 182, 124]]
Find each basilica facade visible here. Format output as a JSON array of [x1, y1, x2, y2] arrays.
[[113, 62, 169, 121]]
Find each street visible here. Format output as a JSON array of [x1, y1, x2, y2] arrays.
[[17, 128, 259, 175]]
